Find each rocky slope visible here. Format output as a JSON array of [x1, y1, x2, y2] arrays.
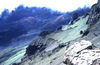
[[15, 12, 89, 65], [0, 0, 100, 65], [17, 0, 100, 65], [63, 0, 100, 64]]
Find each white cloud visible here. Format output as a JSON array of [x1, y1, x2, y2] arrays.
[[0, 0, 98, 13]]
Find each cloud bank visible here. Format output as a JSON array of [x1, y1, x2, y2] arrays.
[[0, 0, 97, 13]]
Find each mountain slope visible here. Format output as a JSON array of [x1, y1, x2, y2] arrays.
[[15, 15, 89, 65], [17, 0, 100, 65], [0, 1, 100, 65]]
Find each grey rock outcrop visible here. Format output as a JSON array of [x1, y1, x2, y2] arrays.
[[87, 0, 100, 25], [64, 40, 100, 65]]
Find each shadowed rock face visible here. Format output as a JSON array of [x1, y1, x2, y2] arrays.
[[26, 45, 45, 56], [25, 37, 60, 56], [86, 0, 100, 25], [13, 63, 21, 65]]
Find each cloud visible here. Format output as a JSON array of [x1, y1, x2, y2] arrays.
[[0, 0, 97, 13]]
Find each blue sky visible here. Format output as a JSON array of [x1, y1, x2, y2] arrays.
[[0, 0, 97, 13]]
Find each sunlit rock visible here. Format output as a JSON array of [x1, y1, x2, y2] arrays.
[[64, 40, 100, 65]]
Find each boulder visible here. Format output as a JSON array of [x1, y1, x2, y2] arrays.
[[64, 40, 100, 65]]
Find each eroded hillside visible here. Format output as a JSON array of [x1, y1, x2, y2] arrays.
[[17, 0, 100, 65], [0, 0, 100, 65], [15, 15, 89, 65]]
